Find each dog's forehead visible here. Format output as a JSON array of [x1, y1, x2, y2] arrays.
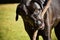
[[26, 0, 31, 6]]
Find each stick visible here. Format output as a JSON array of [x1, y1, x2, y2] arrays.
[[41, 0, 51, 18], [33, 30, 38, 40]]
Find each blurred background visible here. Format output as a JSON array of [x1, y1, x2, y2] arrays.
[[0, 1, 58, 40]]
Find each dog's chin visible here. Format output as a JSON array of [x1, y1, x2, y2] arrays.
[[39, 26, 44, 30], [40, 23, 45, 30], [37, 23, 45, 30]]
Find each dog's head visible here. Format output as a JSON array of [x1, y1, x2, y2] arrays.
[[16, 1, 45, 30]]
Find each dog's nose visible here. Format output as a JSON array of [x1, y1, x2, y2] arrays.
[[37, 20, 42, 25], [35, 20, 45, 30], [35, 20, 42, 26]]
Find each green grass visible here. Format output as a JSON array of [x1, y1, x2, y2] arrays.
[[0, 4, 57, 40]]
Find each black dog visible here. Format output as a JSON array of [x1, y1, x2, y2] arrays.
[[15, 0, 48, 40], [16, 0, 60, 40]]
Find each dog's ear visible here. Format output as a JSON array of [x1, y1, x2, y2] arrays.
[[16, 14, 18, 21], [15, 4, 20, 21]]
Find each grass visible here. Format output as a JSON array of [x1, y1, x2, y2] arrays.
[[0, 4, 57, 40]]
